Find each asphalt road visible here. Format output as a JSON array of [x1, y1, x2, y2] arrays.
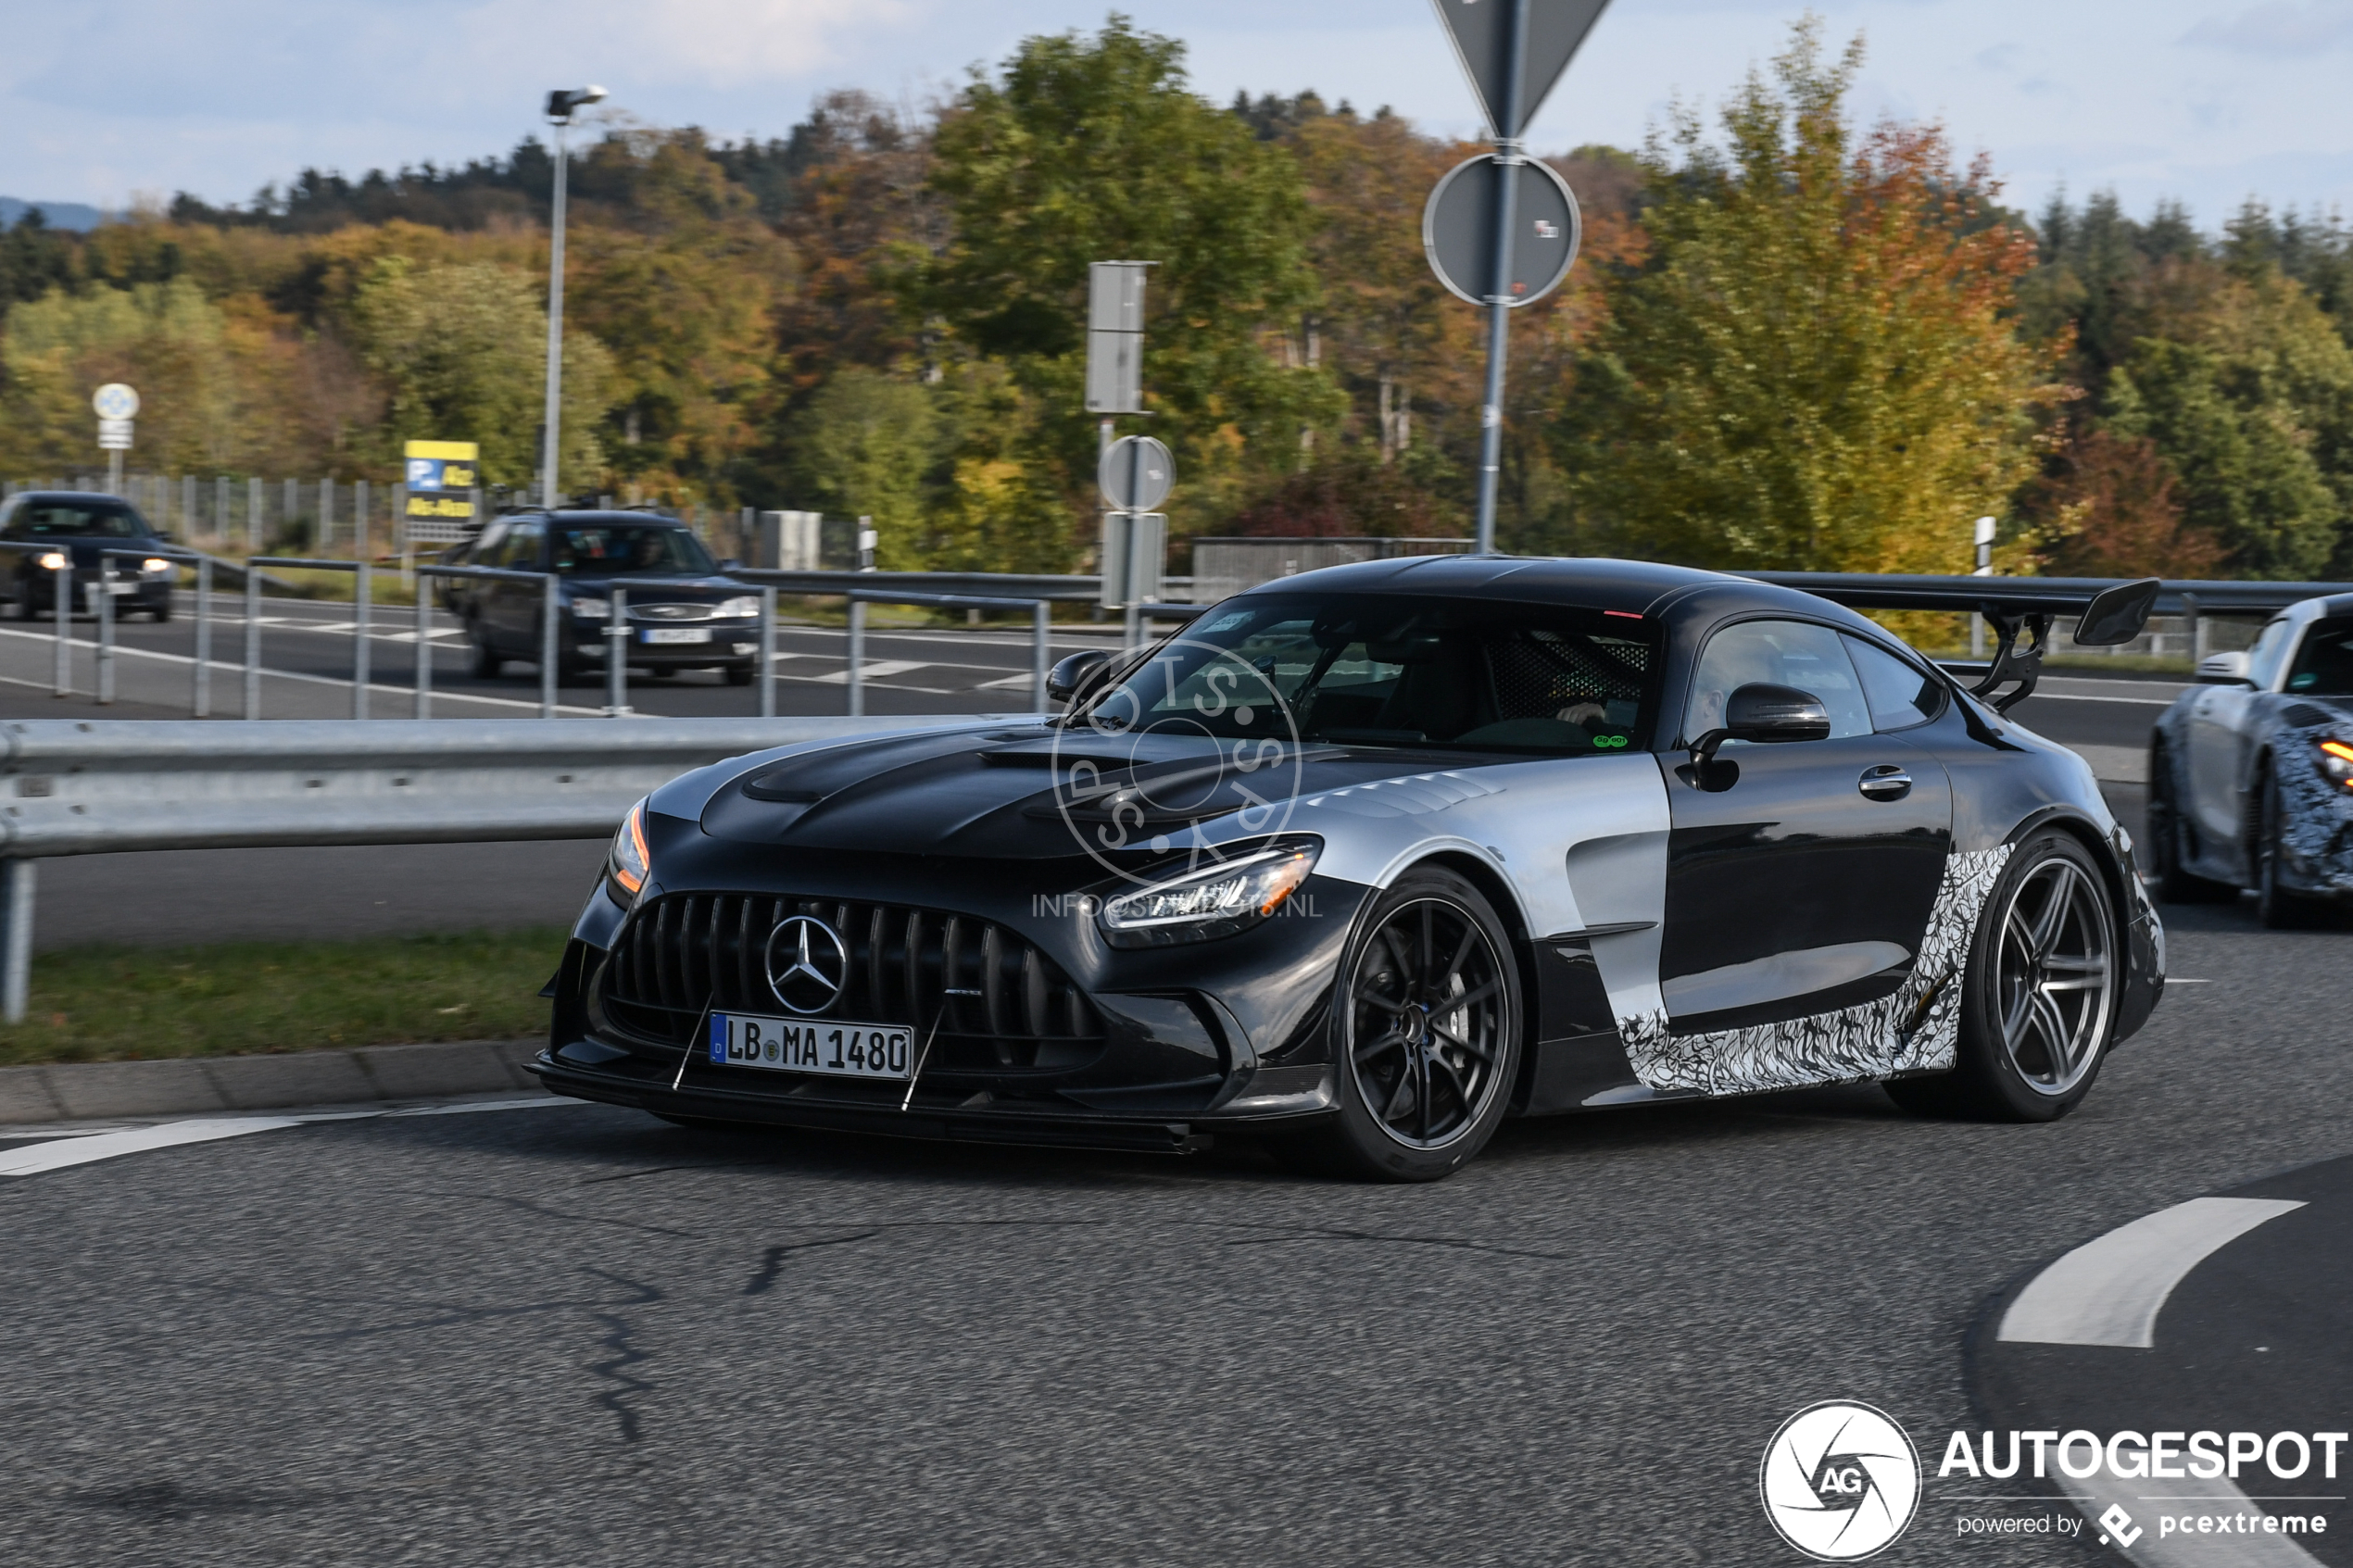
[[0, 880, 2347, 1567]]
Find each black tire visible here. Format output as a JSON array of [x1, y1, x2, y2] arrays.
[[149, 599, 173, 623], [467, 619, 500, 680], [649, 666, 677, 681], [2254, 768, 2328, 930], [724, 663, 754, 687], [1887, 831, 2117, 1123], [2147, 743, 2233, 903], [1282, 867, 1523, 1182]]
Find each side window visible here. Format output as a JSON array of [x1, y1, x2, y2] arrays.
[[501, 522, 543, 569], [1685, 620, 1871, 742], [470, 521, 510, 566], [2284, 618, 2353, 696], [1842, 634, 1944, 732], [2246, 618, 2294, 690]]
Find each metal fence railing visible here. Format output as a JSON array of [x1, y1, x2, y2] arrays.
[[0, 714, 985, 1021]]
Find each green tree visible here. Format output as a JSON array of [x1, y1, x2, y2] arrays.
[[346, 257, 615, 489], [1560, 21, 2060, 573], [779, 368, 940, 568], [2105, 270, 2353, 577], [912, 17, 1340, 565]]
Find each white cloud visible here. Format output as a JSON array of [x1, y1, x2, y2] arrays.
[[2183, 2, 2353, 55], [453, 0, 920, 91]]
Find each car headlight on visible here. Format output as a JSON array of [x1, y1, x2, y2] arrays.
[[572, 596, 610, 620], [1097, 839, 1320, 947], [2317, 738, 2353, 791], [716, 595, 760, 619], [607, 798, 652, 907], [36, 551, 67, 571], [142, 557, 173, 575]]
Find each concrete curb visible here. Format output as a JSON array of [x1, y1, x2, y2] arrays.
[[0, 1038, 546, 1125]]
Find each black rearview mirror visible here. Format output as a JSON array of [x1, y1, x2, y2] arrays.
[[1689, 683, 1832, 774], [1047, 648, 1112, 706], [2073, 578, 2159, 646]]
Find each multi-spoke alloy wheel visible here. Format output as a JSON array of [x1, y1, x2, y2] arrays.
[[1295, 869, 1522, 1182], [1993, 855, 2113, 1097], [1888, 830, 2119, 1123]]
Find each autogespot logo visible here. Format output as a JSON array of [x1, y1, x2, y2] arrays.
[[1049, 632, 1306, 886], [1761, 1401, 1922, 1562]]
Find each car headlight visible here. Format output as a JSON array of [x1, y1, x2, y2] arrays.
[[2317, 738, 2353, 790], [572, 596, 610, 620], [1097, 839, 1319, 947], [36, 551, 67, 571], [717, 595, 760, 619], [607, 798, 652, 906], [142, 557, 172, 575]]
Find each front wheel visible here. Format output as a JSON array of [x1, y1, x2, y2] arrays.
[[724, 663, 754, 687], [1283, 868, 1522, 1182], [2255, 770, 2329, 930], [1888, 831, 2117, 1123], [467, 619, 500, 679]]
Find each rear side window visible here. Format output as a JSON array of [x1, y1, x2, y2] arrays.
[[1843, 634, 1944, 732], [1685, 620, 1871, 741], [2285, 618, 2353, 696]]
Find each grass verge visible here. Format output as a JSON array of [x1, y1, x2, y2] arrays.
[[0, 927, 564, 1067]]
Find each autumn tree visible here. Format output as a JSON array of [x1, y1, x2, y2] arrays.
[[1561, 21, 2061, 573]]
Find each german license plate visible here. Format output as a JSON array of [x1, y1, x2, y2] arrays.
[[642, 627, 711, 645], [709, 1012, 912, 1080]]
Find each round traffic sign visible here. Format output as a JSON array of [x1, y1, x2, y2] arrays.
[[1423, 156, 1582, 309], [1099, 435, 1174, 512], [92, 383, 140, 420]]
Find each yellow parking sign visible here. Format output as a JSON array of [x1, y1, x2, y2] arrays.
[[404, 440, 479, 520]]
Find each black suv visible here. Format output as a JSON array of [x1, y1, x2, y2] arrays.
[[452, 510, 761, 684], [0, 492, 183, 621]]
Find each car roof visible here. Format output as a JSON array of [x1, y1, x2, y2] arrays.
[[3, 491, 138, 508], [534, 509, 689, 527], [1234, 553, 1889, 636]]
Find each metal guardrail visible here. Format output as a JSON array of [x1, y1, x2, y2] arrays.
[[0, 714, 1000, 1021]]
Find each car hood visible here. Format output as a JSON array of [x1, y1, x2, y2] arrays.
[[565, 571, 741, 598], [687, 722, 1503, 860], [2279, 693, 2353, 726]]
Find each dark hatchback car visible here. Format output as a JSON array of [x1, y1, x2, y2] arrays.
[[450, 509, 761, 684], [0, 492, 182, 621]]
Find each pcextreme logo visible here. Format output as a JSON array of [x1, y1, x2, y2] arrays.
[[1761, 1401, 1923, 1562]]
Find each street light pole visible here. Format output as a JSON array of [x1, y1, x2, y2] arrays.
[[540, 85, 606, 510]]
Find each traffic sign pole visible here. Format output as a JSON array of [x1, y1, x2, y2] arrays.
[[1473, 0, 1531, 556]]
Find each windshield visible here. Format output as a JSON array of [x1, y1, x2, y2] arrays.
[[1076, 592, 1662, 755], [4, 502, 148, 540], [2285, 618, 2353, 696], [551, 524, 715, 577]]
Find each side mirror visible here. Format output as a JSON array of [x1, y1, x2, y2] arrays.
[[2195, 650, 2252, 687], [1047, 648, 1113, 706], [1690, 683, 1831, 770], [2073, 578, 2160, 646], [720, 557, 742, 571]]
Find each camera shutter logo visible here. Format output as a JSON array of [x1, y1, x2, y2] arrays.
[[1759, 1401, 1919, 1561], [765, 916, 849, 1015]]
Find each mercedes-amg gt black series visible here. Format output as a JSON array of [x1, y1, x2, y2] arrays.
[[533, 557, 2167, 1181], [2149, 591, 2353, 926]]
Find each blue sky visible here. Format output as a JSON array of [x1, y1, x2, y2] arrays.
[[6, 0, 2350, 230]]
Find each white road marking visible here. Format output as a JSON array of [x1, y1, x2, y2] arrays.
[[975, 672, 1040, 690], [0, 1096, 585, 1174], [1998, 1196, 2307, 1348], [807, 659, 932, 684]]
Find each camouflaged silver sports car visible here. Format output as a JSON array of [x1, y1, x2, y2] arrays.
[[532, 557, 2167, 1181]]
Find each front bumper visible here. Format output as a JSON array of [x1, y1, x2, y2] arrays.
[[532, 864, 1370, 1147], [573, 623, 760, 665]]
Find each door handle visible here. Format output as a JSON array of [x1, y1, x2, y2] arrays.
[[1858, 764, 1912, 800]]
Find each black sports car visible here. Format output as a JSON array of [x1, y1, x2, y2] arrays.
[[447, 509, 761, 684], [2149, 592, 2353, 926], [532, 557, 2167, 1181]]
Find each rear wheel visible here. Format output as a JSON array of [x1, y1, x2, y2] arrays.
[[149, 599, 173, 623], [467, 619, 500, 679], [2147, 743, 2233, 903], [1887, 831, 2116, 1122], [2255, 769, 2329, 930], [1283, 868, 1522, 1182]]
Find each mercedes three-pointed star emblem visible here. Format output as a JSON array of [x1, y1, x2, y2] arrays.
[[764, 915, 849, 1015]]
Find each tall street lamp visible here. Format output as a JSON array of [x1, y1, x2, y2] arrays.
[[540, 84, 607, 509]]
